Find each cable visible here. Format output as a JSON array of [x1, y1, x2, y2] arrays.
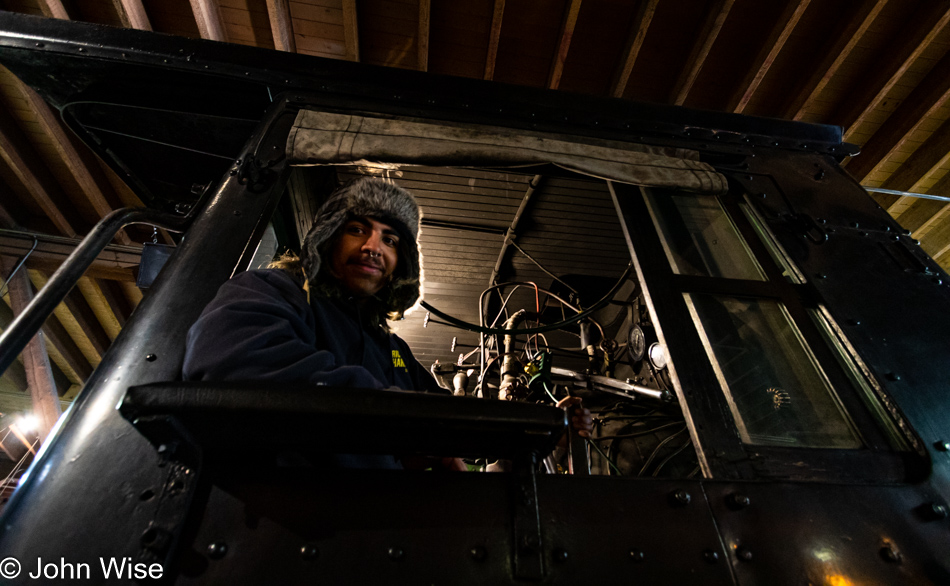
[[637, 427, 687, 476], [423, 263, 634, 336], [587, 437, 622, 476], [594, 421, 685, 441], [509, 240, 580, 297], [651, 438, 693, 477], [0, 236, 39, 298]]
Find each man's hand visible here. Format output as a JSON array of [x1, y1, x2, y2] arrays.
[[557, 395, 593, 438]]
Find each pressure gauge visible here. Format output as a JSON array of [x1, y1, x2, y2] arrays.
[[628, 324, 646, 363], [648, 342, 669, 370]]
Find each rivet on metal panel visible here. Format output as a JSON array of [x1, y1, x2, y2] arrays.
[[300, 545, 319, 560], [736, 546, 753, 562], [670, 489, 691, 506], [850, 221, 860, 228], [141, 526, 172, 555], [553, 549, 569, 563], [145, 354, 157, 362], [902, 229, 911, 235], [880, 544, 902, 564], [886, 372, 901, 381], [935, 440, 950, 452], [847, 319, 861, 326], [207, 542, 228, 559], [933, 278, 943, 285], [929, 503, 948, 519], [629, 549, 645, 562], [758, 193, 767, 198], [703, 550, 719, 564], [388, 547, 405, 561], [815, 274, 827, 280], [470, 547, 487, 562], [728, 493, 751, 509]]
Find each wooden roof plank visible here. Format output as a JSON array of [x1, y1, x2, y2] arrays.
[[547, 0, 583, 90], [95, 277, 132, 327], [0, 105, 78, 238], [418, 0, 429, 71], [669, 0, 734, 106], [609, 0, 658, 99], [897, 198, 948, 235], [189, 0, 228, 41], [833, 2, 950, 141], [915, 172, 950, 236], [342, 0, 359, 61], [113, 0, 153, 30], [728, 0, 810, 114], [29, 270, 110, 363], [882, 118, 950, 214], [844, 49, 950, 182], [18, 82, 133, 246], [484, 0, 505, 80], [266, 0, 296, 52], [784, 0, 887, 121]]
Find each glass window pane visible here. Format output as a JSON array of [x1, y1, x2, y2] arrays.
[[739, 200, 804, 284], [644, 189, 765, 280], [684, 294, 861, 449]]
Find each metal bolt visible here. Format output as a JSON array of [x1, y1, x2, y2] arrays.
[[850, 221, 860, 228], [815, 274, 827, 279], [629, 549, 645, 562], [929, 503, 948, 519], [388, 547, 404, 561], [736, 546, 753, 562], [145, 354, 157, 362], [703, 550, 719, 564], [729, 493, 751, 509], [934, 278, 943, 285], [300, 545, 319, 560], [470, 546, 487, 562], [880, 544, 902, 564], [847, 319, 861, 326], [758, 192, 767, 198], [671, 489, 691, 506], [935, 440, 950, 452], [207, 542, 227, 559], [553, 549, 569, 563], [886, 372, 901, 381], [902, 229, 911, 235]]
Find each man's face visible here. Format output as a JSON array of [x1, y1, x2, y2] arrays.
[[329, 217, 400, 298]]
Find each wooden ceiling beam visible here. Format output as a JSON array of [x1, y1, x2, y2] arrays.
[[265, 0, 296, 53], [914, 172, 950, 236], [898, 198, 948, 236], [609, 0, 659, 98], [112, 0, 152, 30], [95, 278, 131, 327], [878, 118, 950, 213], [29, 271, 112, 361], [38, 0, 69, 20], [18, 82, 132, 246], [0, 198, 17, 230], [189, 0, 227, 42], [0, 230, 140, 282], [417, 0, 430, 72], [0, 106, 79, 238], [728, 0, 810, 114], [844, 49, 950, 182], [343, 0, 359, 62], [2, 259, 62, 440], [833, 2, 950, 141], [0, 303, 28, 392], [547, 0, 583, 90], [1, 287, 81, 390], [484, 0, 506, 81], [669, 0, 733, 106], [784, 0, 886, 121]]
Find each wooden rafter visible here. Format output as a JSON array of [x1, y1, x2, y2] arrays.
[[94, 278, 131, 327], [547, 0, 583, 90], [2, 259, 62, 440], [29, 271, 112, 361], [844, 50, 950, 183], [0, 303, 28, 392], [784, 0, 887, 120], [728, 0, 810, 114], [112, 0, 152, 31], [879, 119, 950, 213], [76, 277, 121, 342], [0, 198, 16, 230], [914, 172, 950, 237], [484, 0, 505, 81], [833, 2, 950, 141], [609, 0, 658, 98], [39, 0, 69, 20], [898, 199, 949, 236], [342, 0, 359, 62], [18, 82, 132, 246], [669, 0, 733, 106], [0, 106, 79, 238], [265, 0, 296, 53], [922, 219, 950, 262], [189, 0, 227, 42], [0, 231, 141, 282], [418, 0, 430, 72]]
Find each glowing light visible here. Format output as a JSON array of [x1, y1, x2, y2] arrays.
[[825, 574, 853, 586], [813, 548, 835, 562], [15, 414, 39, 434]]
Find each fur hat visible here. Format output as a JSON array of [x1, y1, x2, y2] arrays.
[[301, 177, 423, 318]]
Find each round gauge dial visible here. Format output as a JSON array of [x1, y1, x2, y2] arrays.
[[628, 325, 646, 362]]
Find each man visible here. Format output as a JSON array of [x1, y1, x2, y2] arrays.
[[183, 177, 590, 468]]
